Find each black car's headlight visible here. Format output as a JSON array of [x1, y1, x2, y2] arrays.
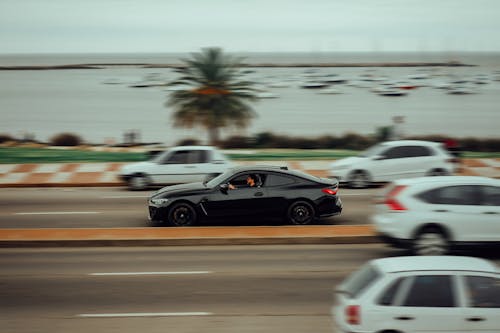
[[150, 198, 169, 205]]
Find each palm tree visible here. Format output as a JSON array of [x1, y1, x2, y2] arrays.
[[166, 48, 257, 145]]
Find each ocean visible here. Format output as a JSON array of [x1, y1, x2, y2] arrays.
[[0, 52, 499, 146]]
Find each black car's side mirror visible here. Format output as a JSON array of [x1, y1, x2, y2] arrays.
[[219, 183, 229, 194]]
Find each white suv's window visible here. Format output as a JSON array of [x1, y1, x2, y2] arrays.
[[464, 276, 500, 308], [418, 185, 481, 205], [341, 263, 380, 298], [160, 150, 190, 164], [377, 277, 406, 306], [402, 275, 456, 307], [482, 186, 500, 206], [382, 145, 433, 159]]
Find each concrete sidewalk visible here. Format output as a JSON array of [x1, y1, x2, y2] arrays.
[[0, 159, 499, 187], [0, 225, 377, 247]]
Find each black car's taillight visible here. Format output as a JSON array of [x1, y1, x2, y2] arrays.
[[322, 188, 338, 195]]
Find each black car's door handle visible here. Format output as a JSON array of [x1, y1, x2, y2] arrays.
[[254, 192, 264, 197], [395, 316, 414, 321], [466, 317, 486, 322]]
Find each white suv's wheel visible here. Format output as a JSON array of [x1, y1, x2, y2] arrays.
[[128, 174, 149, 190], [349, 170, 370, 189], [413, 229, 449, 255]]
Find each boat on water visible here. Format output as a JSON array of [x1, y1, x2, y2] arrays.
[[300, 82, 329, 89], [256, 92, 279, 99], [447, 86, 478, 95], [373, 86, 408, 96], [317, 87, 343, 94]]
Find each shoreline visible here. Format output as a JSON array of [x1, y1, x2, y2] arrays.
[[0, 61, 474, 70]]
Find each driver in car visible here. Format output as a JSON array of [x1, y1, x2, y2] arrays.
[[229, 175, 256, 190]]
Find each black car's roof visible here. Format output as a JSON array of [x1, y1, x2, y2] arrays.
[[227, 165, 329, 183], [229, 165, 289, 173]]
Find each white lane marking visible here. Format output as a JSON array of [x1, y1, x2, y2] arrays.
[[89, 271, 213, 276], [78, 312, 212, 318], [13, 211, 101, 215], [101, 195, 150, 199]]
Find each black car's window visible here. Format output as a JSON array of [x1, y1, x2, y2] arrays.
[[265, 174, 295, 187], [465, 276, 500, 308], [481, 185, 500, 206], [402, 275, 456, 307], [417, 185, 481, 205], [377, 277, 406, 306], [228, 173, 265, 188]]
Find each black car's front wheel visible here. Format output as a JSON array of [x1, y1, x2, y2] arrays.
[[167, 202, 197, 227], [287, 201, 315, 225]]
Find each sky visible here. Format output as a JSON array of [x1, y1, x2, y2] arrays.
[[1, 0, 500, 54]]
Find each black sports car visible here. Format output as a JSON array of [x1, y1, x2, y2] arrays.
[[148, 166, 342, 226]]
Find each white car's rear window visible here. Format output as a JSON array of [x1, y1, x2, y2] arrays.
[[340, 263, 381, 298]]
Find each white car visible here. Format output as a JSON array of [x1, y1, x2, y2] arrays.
[[332, 256, 500, 333], [119, 146, 234, 190], [329, 140, 458, 188], [373, 176, 500, 255]]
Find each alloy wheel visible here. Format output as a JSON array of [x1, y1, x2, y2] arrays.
[[414, 231, 449, 255], [349, 171, 369, 189], [129, 175, 148, 190], [288, 201, 314, 225], [169, 204, 197, 227]]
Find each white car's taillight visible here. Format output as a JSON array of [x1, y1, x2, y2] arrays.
[[385, 185, 407, 211], [345, 305, 361, 325]]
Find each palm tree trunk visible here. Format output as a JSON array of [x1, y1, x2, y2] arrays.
[[208, 127, 220, 146]]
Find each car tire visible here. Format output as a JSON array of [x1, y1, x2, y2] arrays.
[[287, 201, 315, 225], [348, 170, 370, 189], [167, 202, 197, 227], [413, 227, 449, 255], [128, 174, 150, 191]]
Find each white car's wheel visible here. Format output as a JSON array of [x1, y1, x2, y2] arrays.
[[413, 228, 449, 255], [349, 170, 370, 189], [128, 174, 150, 190]]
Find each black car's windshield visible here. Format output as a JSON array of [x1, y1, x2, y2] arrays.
[[205, 169, 234, 188]]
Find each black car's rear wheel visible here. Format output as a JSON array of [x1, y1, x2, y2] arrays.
[[167, 202, 197, 227], [287, 201, 315, 225]]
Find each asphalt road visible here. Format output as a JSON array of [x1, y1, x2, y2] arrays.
[[2, 244, 499, 333], [0, 187, 378, 228]]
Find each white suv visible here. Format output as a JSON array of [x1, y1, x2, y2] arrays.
[[332, 256, 499, 333], [119, 146, 234, 190], [373, 176, 500, 255], [329, 140, 457, 188]]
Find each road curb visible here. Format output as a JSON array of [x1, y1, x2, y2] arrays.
[[0, 226, 378, 247]]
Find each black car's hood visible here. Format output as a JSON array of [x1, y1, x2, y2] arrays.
[[152, 182, 211, 198]]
